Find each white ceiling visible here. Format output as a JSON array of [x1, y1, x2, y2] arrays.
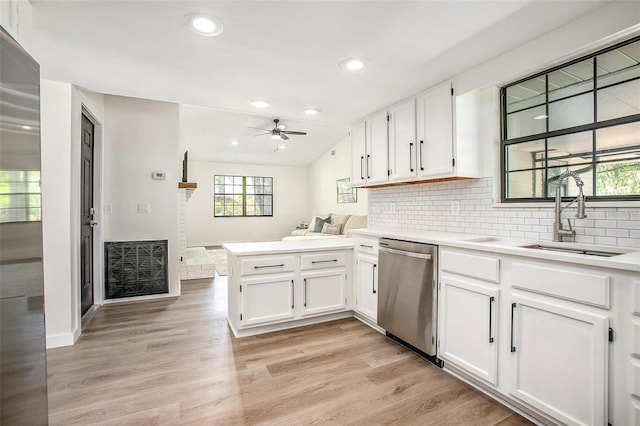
[[31, 0, 612, 166]]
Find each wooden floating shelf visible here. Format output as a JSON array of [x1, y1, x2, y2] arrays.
[[178, 182, 197, 189]]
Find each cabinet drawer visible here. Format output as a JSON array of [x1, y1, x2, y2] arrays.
[[355, 237, 379, 255], [301, 251, 346, 270], [511, 261, 610, 308], [440, 249, 500, 283], [240, 255, 297, 276]]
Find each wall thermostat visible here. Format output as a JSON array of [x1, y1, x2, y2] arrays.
[[151, 171, 166, 180]]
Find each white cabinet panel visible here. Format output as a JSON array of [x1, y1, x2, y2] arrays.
[[439, 277, 499, 386], [349, 122, 367, 186], [241, 273, 295, 326], [355, 254, 378, 322], [417, 82, 454, 178], [511, 261, 610, 308], [240, 255, 297, 276], [301, 268, 347, 317], [509, 295, 608, 426], [366, 111, 389, 185], [388, 98, 417, 180], [440, 249, 500, 283]]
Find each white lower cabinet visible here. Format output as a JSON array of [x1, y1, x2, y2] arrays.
[[241, 273, 295, 326], [301, 269, 347, 317], [354, 254, 378, 322], [508, 295, 608, 426], [439, 247, 618, 426], [227, 248, 352, 336], [439, 277, 498, 386]]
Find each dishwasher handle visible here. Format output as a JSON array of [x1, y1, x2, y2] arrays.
[[379, 246, 432, 260]]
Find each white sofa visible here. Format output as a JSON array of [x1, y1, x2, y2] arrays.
[[287, 214, 368, 239]]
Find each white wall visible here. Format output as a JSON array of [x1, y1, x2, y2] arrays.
[[40, 80, 106, 348], [186, 161, 307, 246], [103, 95, 180, 296], [307, 136, 368, 217]]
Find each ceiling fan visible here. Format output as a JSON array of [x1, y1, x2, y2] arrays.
[[250, 119, 307, 140]]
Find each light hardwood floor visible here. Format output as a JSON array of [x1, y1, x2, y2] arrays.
[[47, 276, 533, 425]]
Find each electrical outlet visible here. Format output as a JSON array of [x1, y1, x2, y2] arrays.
[[451, 200, 460, 216], [390, 202, 396, 214], [138, 203, 150, 213]]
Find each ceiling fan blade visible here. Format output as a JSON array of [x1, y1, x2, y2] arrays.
[[280, 134, 289, 140], [248, 127, 270, 132], [281, 130, 307, 135], [253, 132, 271, 137]]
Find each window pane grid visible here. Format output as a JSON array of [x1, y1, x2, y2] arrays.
[[213, 175, 273, 217], [502, 36, 640, 201], [0, 170, 42, 223]]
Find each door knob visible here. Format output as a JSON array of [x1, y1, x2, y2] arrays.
[[90, 220, 98, 227]]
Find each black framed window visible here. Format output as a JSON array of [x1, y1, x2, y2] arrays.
[[0, 170, 41, 223], [501, 36, 640, 202], [214, 175, 273, 217]]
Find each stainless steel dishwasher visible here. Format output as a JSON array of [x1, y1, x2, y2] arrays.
[[377, 238, 439, 360]]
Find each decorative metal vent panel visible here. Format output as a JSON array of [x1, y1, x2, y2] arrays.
[[105, 240, 168, 299]]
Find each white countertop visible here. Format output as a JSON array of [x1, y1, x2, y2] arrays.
[[351, 227, 640, 273], [223, 238, 354, 256]]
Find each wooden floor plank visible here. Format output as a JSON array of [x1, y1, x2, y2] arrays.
[[47, 276, 533, 425]]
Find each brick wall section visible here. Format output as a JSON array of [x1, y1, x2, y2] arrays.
[[368, 177, 640, 248]]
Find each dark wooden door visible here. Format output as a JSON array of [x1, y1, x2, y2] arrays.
[[81, 113, 95, 317]]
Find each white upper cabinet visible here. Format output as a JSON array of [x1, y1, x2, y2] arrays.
[[349, 121, 367, 186], [350, 111, 389, 187], [350, 80, 482, 187], [365, 111, 389, 185], [388, 98, 417, 181], [416, 82, 455, 178]]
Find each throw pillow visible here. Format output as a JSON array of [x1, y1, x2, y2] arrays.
[[313, 216, 331, 232], [321, 223, 342, 235]]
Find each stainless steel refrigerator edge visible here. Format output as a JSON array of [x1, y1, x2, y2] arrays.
[[377, 238, 438, 357], [0, 26, 49, 424]]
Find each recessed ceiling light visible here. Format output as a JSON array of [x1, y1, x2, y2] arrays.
[[185, 13, 223, 37], [534, 114, 548, 120], [250, 100, 270, 108], [304, 108, 320, 116], [340, 58, 368, 71], [279, 144, 286, 150], [231, 140, 239, 145]]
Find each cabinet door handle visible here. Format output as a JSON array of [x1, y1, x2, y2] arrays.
[[409, 142, 414, 172], [360, 156, 365, 180], [254, 264, 285, 269], [510, 302, 516, 352], [372, 264, 377, 294], [419, 140, 424, 171], [366, 154, 371, 179], [303, 278, 307, 307], [359, 244, 373, 249], [489, 296, 495, 343], [311, 259, 338, 264], [291, 280, 295, 309]]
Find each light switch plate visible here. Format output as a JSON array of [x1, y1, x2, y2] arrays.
[[138, 203, 150, 213]]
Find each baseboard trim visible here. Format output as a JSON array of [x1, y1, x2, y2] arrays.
[[46, 326, 81, 349]]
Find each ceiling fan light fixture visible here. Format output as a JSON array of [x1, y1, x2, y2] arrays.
[[271, 134, 281, 140], [304, 108, 320, 116], [279, 144, 286, 150], [340, 58, 368, 72], [250, 100, 270, 108], [185, 13, 223, 37]]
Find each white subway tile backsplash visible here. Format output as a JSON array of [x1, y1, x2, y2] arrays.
[[368, 177, 639, 248]]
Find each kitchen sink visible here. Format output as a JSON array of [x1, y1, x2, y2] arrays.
[[522, 244, 627, 257]]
